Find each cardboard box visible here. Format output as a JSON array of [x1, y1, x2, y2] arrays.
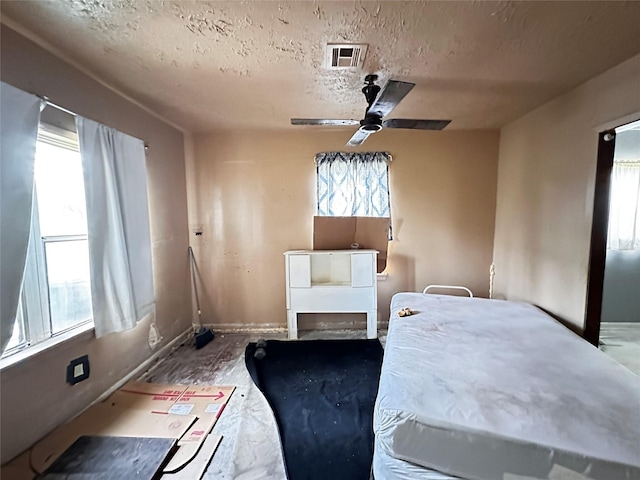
[[313, 216, 390, 272]]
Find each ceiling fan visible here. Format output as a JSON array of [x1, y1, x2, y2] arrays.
[[291, 74, 451, 146]]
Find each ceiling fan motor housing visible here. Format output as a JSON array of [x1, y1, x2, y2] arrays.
[[360, 114, 383, 132], [362, 75, 381, 108]]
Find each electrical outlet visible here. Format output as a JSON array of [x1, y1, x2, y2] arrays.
[[67, 355, 90, 385]]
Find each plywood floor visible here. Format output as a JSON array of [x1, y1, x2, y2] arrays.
[[144, 330, 385, 480]]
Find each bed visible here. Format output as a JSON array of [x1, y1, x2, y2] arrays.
[[373, 293, 640, 480]]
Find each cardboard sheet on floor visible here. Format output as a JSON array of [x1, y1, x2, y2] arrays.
[[162, 384, 234, 472], [313, 216, 390, 272], [40, 435, 177, 480], [115, 381, 234, 472], [161, 434, 222, 480], [31, 381, 235, 475], [30, 401, 196, 474], [109, 381, 189, 412]]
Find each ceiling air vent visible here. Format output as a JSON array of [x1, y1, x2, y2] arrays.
[[326, 43, 368, 69]]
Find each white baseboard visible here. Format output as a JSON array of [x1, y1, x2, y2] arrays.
[[203, 321, 385, 333], [202, 323, 287, 333]]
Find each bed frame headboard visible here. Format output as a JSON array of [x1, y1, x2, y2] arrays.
[[422, 285, 473, 297]]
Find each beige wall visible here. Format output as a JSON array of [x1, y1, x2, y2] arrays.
[[493, 54, 640, 331], [189, 129, 499, 330], [1, 27, 191, 462]]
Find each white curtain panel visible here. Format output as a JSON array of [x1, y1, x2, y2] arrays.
[[608, 163, 640, 250], [76, 117, 155, 337], [0, 82, 43, 353]]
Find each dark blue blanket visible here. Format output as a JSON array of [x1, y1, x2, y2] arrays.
[[245, 338, 384, 480]]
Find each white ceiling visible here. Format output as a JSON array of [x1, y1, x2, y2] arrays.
[[2, 1, 640, 133]]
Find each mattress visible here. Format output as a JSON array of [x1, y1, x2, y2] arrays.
[[374, 293, 640, 480], [374, 434, 460, 480]]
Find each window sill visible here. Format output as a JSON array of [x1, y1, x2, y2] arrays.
[[0, 323, 94, 371]]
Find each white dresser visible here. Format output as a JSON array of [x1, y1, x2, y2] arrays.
[[284, 250, 378, 339]]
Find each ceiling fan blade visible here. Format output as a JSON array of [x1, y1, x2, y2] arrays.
[[346, 128, 372, 147], [367, 80, 415, 118], [291, 118, 360, 126], [383, 119, 451, 130]]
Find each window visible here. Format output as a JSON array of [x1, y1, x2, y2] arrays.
[[607, 126, 640, 251], [315, 152, 391, 273], [3, 121, 93, 356], [607, 162, 640, 250], [1, 88, 154, 360], [315, 151, 391, 217]]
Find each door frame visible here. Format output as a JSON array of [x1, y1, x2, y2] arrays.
[[584, 130, 616, 346]]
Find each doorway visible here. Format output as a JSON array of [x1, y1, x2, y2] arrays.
[[585, 119, 640, 374]]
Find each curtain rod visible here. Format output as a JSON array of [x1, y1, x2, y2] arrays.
[[39, 95, 75, 117], [38, 95, 149, 150]]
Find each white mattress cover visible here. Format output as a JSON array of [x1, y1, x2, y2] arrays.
[[374, 434, 461, 480], [374, 293, 640, 480]]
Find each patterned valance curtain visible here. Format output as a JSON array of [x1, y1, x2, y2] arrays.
[[315, 152, 390, 217]]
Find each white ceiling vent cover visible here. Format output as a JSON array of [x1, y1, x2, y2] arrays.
[[326, 43, 368, 69]]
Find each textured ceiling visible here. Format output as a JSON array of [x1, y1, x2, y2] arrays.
[[2, 1, 640, 133]]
